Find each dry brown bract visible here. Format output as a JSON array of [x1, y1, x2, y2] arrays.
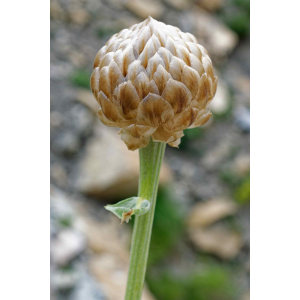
[[91, 16, 218, 150]]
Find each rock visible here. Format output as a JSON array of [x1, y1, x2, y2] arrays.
[[50, 187, 157, 300], [84, 217, 130, 262], [78, 211, 155, 300], [76, 89, 100, 114], [190, 6, 238, 62], [235, 76, 250, 104], [90, 254, 156, 300], [188, 198, 238, 228], [50, 62, 73, 80], [52, 132, 81, 156], [196, 0, 223, 12], [76, 124, 172, 199], [234, 105, 250, 132], [189, 226, 243, 259], [50, 0, 66, 21], [208, 80, 230, 115], [180, 162, 197, 179], [201, 136, 235, 170], [71, 273, 106, 300], [52, 28, 72, 57], [50, 218, 58, 238], [192, 177, 224, 200], [223, 63, 249, 106], [51, 187, 86, 266], [69, 9, 90, 26], [242, 291, 250, 300], [51, 163, 68, 187], [164, 0, 192, 10], [116, 16, 141, 29], [85, 0, 105, 11], [50, 187, 107, 299], [89, 254, 127, 300], [50, 111, 63, 127], [70, 104, 95, 137], [51, 267, 106, 299], [108, 0, 126, 9], [232, 154, 250, 176], [51, 186, 76, 220], [187, 197, 242, 259], [125, 0, 164, 19], [51, 229, 86, 266], [51, 268, 80, 290], [69, 50, 88, 68]]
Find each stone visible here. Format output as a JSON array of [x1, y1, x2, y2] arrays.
[[116, 16, 141, 29], [52, 28, 72, 57], [52, 132, 81, 156], [84, 217, 130, 262], [50, 0, 65, 21], [125, 0, 164, 19], [69, 9, 90, 26], [50, 218, 58, 238], [71, 273, 106, 300], [201, 136, 235, 170], [164, 0, 192, 10], [51, 268, 80, 290], [208, 80, 230, 115], [51, 186, 76, 219], [90, 254, 156, 300], [188, 198, 238, 228], [187, 197, 242, 259], [190, 7, 238, 61], [180, 162, 197, 179], [192, 177, 223, 200], [76, 89, 100, 114], [50, 188, 106, 298], [50, 62, 73, 80], [232, 154, 250, 176], [50, 187, 156, 300], [70, 104, 95, 137], [236, 76, 250, 103], [69, 50, 88, 68], [196, 0, 223, 12], [50, 111, 63, 127], [242, 291, 250, 300], [108, 0, 126, 9], [85, 0, 105, 12], [223, 65, 249, 106], [51, 229, 86, 266], [77, 211, 155, 300], [189, 226, 243, 259], [76, 124, 172, 199], [234, 105, 250, 132], [51, 163, 68, 187]]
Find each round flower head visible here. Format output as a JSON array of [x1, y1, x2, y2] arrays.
[[91, 16, 218, 150]]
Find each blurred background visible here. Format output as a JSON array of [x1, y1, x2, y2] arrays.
[[50, 0, 250, 299]]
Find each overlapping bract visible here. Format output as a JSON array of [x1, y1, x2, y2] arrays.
[[91, 16, 218, 150]]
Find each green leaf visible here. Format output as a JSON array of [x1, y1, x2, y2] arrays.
[[105, 197, 150, 224]]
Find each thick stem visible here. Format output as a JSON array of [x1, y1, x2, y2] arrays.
[[125, 139, 166, 300]]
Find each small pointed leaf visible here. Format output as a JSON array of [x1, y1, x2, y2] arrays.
[[104, 197, 150, 224]]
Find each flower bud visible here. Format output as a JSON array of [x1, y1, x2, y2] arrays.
[[91, 16, 218, 150]]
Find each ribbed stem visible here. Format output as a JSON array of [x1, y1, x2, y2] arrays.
[[125, 139, 166, 300]]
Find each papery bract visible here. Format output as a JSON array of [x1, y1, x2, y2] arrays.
[[91, 16, 218, 150]]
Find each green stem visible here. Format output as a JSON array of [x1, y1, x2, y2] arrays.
[[125, 139, 166, 300]]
